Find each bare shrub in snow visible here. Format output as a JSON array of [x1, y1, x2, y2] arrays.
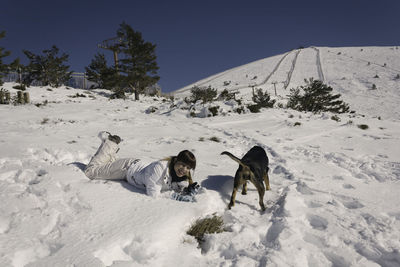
[[187, 214, 225, 243]]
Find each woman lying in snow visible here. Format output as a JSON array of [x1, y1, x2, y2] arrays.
[[84, 131, 200, 202]]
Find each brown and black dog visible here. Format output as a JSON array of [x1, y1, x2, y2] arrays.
[[221, 146, 270, 211]]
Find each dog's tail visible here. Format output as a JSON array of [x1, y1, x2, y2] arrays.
[[221, 151, 247, 168]]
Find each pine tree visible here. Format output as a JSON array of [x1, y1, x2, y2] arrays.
[[23, 45, 72, 87], [190, 85, 217, 103], [287, 78, 350, 113], [116, 22, 160, 100], [0, 31, 11, 86], [252, 88, 276, 108], [85, 53, 118, 89]]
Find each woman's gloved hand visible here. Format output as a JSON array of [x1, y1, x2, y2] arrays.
[[171, 182, 200, 202], [182, 182, 200, 196]]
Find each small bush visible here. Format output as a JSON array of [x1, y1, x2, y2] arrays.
[[12, 84, 27, 90], [395, 74, 400, 80], [235, 106, 245, 114], [252, 88, 275, 108], [110, 88, 126, 99], [41, 118, 50, 124], [35, 100, 48, 107], [190, 85, 217, 103], [218, 89, 236, 101], [246, 88, 276, 113], [208, 106, 219, 116], [146, 106, 158, 113], [358, 124, 369, 130], [0, 88, 10, 104], [69, 93, 86, 98], [247, 104, 261, 113], [187, 214, 225, 243], [331, 115, 341, 122], [294, 122, 301, 126], [209, 136, 220, 142], [198, 137, 205, 142], [371, 84, 377, 90]]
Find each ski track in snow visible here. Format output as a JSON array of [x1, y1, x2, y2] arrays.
[[312, 47, 325, 82]]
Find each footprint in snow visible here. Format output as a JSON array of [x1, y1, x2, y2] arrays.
[[0, 215, 10, 234], [342, 199, 364, 209], [342, 183, 355, 189], [265, 219, 285, 248], [308, 201, 323, 208], [307, 214, 328, 230], [40, 210, 61, 236], [296, 181, 313, 195], [11, 243, 51, 267], [332, 175, 344, 180], [94, 235, 155, 266], [68, 195, 92, 214], [273, 165, 294, 180]]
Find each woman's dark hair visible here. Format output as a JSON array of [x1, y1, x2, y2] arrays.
[[169, 150, 196, 183], [176, 150, 196, 170]]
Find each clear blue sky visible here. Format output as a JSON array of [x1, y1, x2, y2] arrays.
[[1, 0, 399, 92]]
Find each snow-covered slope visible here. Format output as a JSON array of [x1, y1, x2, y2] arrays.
[[1, 46, 400, 267], [173, 46, 400, 120]]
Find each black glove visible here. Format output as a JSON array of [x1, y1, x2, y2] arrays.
[[182, 182, 200, 196]]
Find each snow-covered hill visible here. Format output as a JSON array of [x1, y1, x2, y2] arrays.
[[1, 46, 399, 267], [173, 46, 400, 120]]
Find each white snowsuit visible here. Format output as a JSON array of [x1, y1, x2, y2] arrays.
[[84, 139, 186, 197]]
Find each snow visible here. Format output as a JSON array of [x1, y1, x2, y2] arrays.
[[1, 46, 400, 267]]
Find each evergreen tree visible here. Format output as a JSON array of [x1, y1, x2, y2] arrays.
[[190, 85, 217, 103], [218, 89, 236, 101], [287, 78, 350, 113], [116, 22, 160, 100], [23, 45, 72, 87], [0, 31, 11, 86], [85, 53, 118, 89], [252, 88, 276, 108]]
